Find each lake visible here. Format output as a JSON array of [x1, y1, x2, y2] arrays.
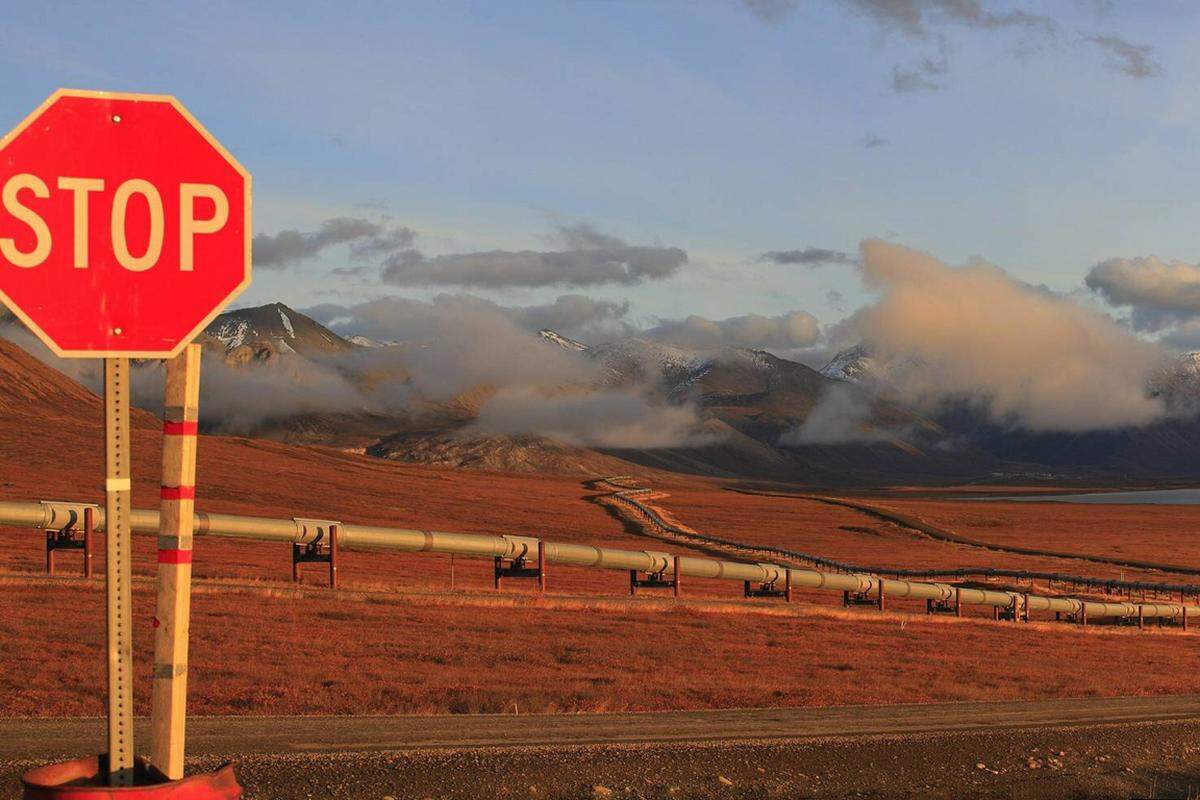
[[1001, 488, 1200, 505]]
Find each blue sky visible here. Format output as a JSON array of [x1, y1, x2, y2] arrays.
[[2, 0, 1197, 336]]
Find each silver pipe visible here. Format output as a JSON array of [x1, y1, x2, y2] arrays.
[[0, 500, 1193, 621]]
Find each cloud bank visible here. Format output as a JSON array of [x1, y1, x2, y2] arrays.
[[381, 222, 687, 288], [760, 247, 856, 267], [842, 240, 1164, 431], [646, 310, 820, 351], [1085, 256, 1200, 332], [254, 217, 415, 268]]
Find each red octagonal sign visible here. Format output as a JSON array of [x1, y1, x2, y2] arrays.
[[0, 89, 251, 358]]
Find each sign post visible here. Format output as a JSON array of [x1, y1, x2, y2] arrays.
[[0, 89, 250, 791], [103, 357, 135, 786], [152, 343, 202, 780]]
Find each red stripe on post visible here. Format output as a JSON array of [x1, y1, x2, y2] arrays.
[[163, 421, 199, 436], [157, 549, 193, 564], [160, 486, 196, 500]]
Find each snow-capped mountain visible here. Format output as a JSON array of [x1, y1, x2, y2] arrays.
[[538, 329, 588, 352], [202, 303, 354, 361], [819, 343, 876, 383]]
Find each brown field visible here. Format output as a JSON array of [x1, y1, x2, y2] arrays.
[[2, 575, 1197, 718], [653, 485, 1200, 585], [3, 341, 1200, 718]]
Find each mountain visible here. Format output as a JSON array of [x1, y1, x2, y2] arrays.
[[200, 303, 355, 363], [819, 343, 876, 383], [538, 329, 588, 352], [0, 337, 157, 428]]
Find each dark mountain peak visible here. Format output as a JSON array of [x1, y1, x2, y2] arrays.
[[203, 302, 353, 361]]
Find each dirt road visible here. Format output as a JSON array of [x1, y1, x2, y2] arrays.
[[6, 696, 1200, 798]]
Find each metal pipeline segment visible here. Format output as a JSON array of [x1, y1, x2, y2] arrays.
[[1, 500, 1194, 621]]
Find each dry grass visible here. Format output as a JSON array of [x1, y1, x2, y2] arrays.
[[0, 577, 1193, 718], [653, 486, 1200, 585]]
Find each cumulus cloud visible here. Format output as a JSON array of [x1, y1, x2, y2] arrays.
[[841, 239, 1165, 431], [381, 222, 687, 289], [254, 217, 416, 269], [509, 294, 631, 336], [1087, 34, 1163, 79], [1085, 256, 1200, 332], [646, 310, 820, 352], [760, 247, 856, 267], [474, 386, 707, 448]]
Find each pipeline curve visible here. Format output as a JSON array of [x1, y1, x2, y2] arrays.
[[596, 478, 1200, 601]]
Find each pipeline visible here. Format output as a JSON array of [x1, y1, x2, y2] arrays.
[[0, 498, 1195, 623], [599, 479, 1200, 601]]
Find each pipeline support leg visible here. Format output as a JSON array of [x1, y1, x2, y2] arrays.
[[537, 540, 546, 594], [84, 507, 94, 579], [329, 525, 339, 590]]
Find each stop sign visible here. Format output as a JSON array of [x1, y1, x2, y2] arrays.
[[0, 89, 250, 358]]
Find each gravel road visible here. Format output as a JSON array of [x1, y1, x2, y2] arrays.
[[5, 696, 1200, 798]]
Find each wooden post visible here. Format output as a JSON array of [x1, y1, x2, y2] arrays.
[[536, 540, 545, 594], [151, 344, 201, 781], [784, 569, 791, 604], [46, 530, 55, 575], [1137, 606, 1145, 630], [1183, 606, 1188, 632], [104, 357, 135, 786], [673, 556, 681, 598], [1080, 603, 1087, 626], [877, 579, 886, 612], [954, 586, 961, 617]]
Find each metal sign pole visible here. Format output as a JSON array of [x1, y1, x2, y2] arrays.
[[104, 357, 135, 786], [151, 344, 201, 779]]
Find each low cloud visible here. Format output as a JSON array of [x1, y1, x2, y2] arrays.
[[254, 217, 415, 269], [781, 382, 896, 445], [841, 239, 1165, 431], [1085, 256, 1200, 332], [1087, 34, 1163, 79], [474, 386, 707, 448], [760, 247, 856, 267], [646, 310, 820, 351], [381, 222, 687, 289]]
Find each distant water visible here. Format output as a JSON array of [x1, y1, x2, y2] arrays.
[[1001, 488, 1200, 505]]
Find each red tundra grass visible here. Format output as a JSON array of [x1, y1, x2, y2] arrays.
[[654, 484, 1200, 584], [0, 577, 1195, 718]]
